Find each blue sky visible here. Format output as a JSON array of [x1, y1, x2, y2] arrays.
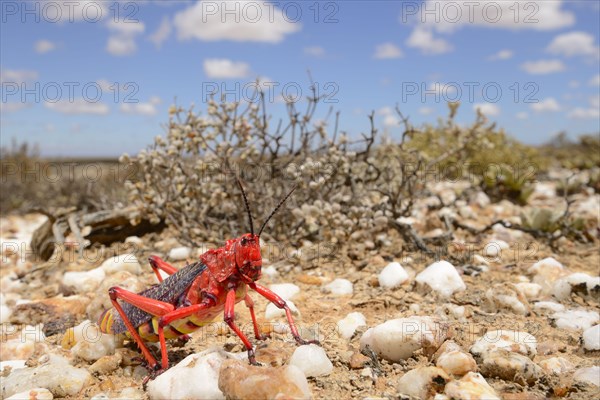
[[1, 0, 599, 157]]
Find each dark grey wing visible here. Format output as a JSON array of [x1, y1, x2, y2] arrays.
[[110, 261, 207, 334]]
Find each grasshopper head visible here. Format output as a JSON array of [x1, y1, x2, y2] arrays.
[[235, 233, 262, 282]]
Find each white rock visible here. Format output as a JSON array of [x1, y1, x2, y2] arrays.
[[0, 360, 26, 373], [552, 309, 599, 331], [265, 301, 299, 320], [479, 351, 542, 385], [288, 344, 333, 377], [583, 325, 600, 350], [485, 283, 530, 316], [378, 262, 409, 289], [169, 246, 192, 261], [444, 372, 500, 400], [337, 312, 367, 340], [397, 366, 449, 399], [0, 303, 11, 324], [62, 267, 105, 293], [435, 342, 478, 377], [1, 355, 92, 398], [528, 257, 567, 294], [552, 272, 600, 300], [2, 325, 47, 361], [470, 330, 537, 359], [5, 388, 53, 400], [100, 254, 142, 275], [482, 240, 509, 260], [147, 348, 243, 400], [360, 317, 450, 362], [539, 357, 574, 375], [573, 366, 600, 386], [416, 261, 466, 298], [125, 236, 143, 245], [268, 283, 300, 300], [533, 301, 565, 313], [263, 265, 278, 279], [322, 278, 353, 295], [514, 282, 542, 300]]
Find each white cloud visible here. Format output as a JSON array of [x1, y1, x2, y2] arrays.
[[121, 103, 156, 116], [412, 1, 575, 32], [406, 27, 453, 54], [547, 31, 599, 58], [568, 80, 580, 89], [588, 74, 600, 86], [106, 20, 145, 56], [488, 49, 513, 61], [0, 103, 31, 113], [419, 107, 433, 115], [34, 40, 56, 54], [374, 43, 403, 59], [149, 17, 171, 49], [203, 59, 250, 79], [304, 46, 325, 57], [474, 103, 500, 117], [520, 59, 566, 74], [174, 1, 300, 43], [378, 107, 399, 127], [568, 108, 600, 119], [531, 98, 561, 113], [516, 112, 529, 120], [45, 99, 109, 115], [0, 69, 38, 84]]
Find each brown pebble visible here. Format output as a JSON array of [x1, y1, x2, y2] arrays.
[[296, 274, 324, 285], [89, 352, 123, 375], [349, 352, 370, 369], [502, 392, 546, 400]]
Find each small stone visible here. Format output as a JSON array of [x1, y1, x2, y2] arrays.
[[62, 267, 105, 293], [349, 352, 370, 369], [295, 274, 324, 285], [360, 316, 451, 362], [124, 236, 143, 246], [5, 388, 53, 400], [482, 240, 509, 260], [415, 261, 466, 298], [397, 366, 450, 399], [479, 350, 542, 385], [1, 354, 92, 398], [552, 272, 600, 300], [288, 344, 333, 377], [533, 301, 565, 313], [64, 320, 119, 362], [89, 352, 123, 375], [551, 309, 599, 331], [147, 348, 241, 400], [116, 387, 145, 399], [265, 301, 300, 320], [538, 357, 574, 375], [269, 283, 300, 300], [0, 360, 26, 374], [337, 312, 367, 340], [514, 282, 542, 300], [485, 283, 530, 316], [444, 372, 500, 400], [434, 341, 477, 376], [263, 265, 279, 279], [322, 278, 353, 295], [470, 330, 537, 359], [219, 359, 310, 400], [100, 254, 142, 275], [583, 325, 600, 350], [573, 366, 600, 386], [168, 246, 191, 261], [378, 262, 409, 289], [2, 325, 47, 361], [528, 257, 566, 294]]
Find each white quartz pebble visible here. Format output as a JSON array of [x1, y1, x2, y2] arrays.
[[265, 300, 299, 320], [337, 312, 367, 340], [168, 246, 191, 261], [322, 278, 353, 295], [100, 254, 142, 275], [288, 344, 333, 377], [552, 309, 599, 331], [378, 262, 409, 289], [573, 366, 600, 386], [268, 283, 300, 300], [62, 267, 105, 293], [583, 324, 600, 350], [415, 261, 466, 298]]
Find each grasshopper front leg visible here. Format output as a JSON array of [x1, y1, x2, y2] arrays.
[[248, 282, 320, 346]]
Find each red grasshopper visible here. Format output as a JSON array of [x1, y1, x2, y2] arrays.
[[98, 180, 317, 378]]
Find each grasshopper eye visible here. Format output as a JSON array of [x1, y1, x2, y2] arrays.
[[241, 238, 248, 246]]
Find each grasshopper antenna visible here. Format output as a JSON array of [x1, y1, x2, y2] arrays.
[[236, 177, 254, 236], [258, 184, 298, 237]]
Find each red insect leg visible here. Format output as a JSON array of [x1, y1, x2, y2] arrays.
[[224, 289, 259, 365], [244, 293, 268, 341], [108, 287, 176, 370], [148, 255, 179, 282], [249, 282, 319, 346]]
